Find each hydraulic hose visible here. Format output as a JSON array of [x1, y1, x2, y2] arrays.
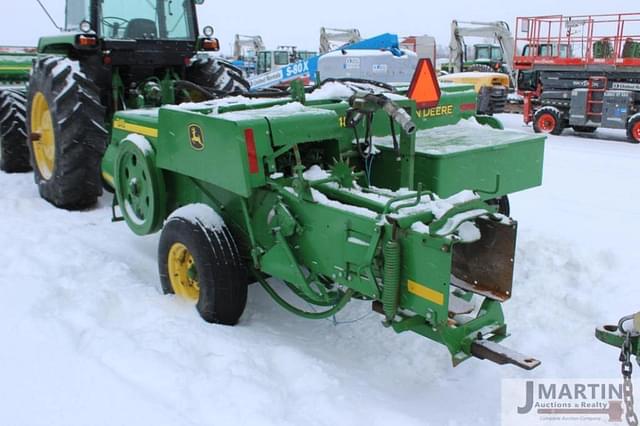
[[174, 80, 215, 100], [364, 93, 416, 135], [381, 99, 416, 135], [255, 273, 354, 320]]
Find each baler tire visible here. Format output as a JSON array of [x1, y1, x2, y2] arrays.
[[159, 213, 248, 326], [26, 56, 108, 210], [628, 116, 640, 144], [186, 57, 250, 96], [0, 89, 31, 173]]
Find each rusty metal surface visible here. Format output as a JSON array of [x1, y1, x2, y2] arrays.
[[471, 340, 541, 370], [451, 219, 517, 302]]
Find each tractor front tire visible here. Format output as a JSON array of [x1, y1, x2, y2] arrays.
[[0, 89, 31, 173], [533, 107, 565, 136], [187, 57, 250, 96], [628, 115, 640, 144], [26, 56, 108, 210], [159, 207, 248, 325]]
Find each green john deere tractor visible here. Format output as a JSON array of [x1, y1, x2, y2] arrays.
[[442, 44, 510, 75], [13, 0, 248, 209]]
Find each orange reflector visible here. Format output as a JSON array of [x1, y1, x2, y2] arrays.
[[78, 35, 97, 47], [203, 38, 220, 52], [407, 59, 441, 109], [244, 129, 259, 174]]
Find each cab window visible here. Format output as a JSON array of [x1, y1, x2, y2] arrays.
[[274, 51, 290, 66], [99, 0, 195, 40], [66, 0, 91, 30]]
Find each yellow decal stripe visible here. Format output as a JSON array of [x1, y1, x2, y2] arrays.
[[101, 172, 114, 186], [0, 66, 31, 71], [408, 280, 445, 306], [113, 119, 158, 138]]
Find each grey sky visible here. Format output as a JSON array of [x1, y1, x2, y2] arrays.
[[0, 1, 636, 54]]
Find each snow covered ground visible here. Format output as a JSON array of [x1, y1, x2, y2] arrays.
[[1, 114, 639, 425]]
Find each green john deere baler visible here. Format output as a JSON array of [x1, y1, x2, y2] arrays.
[[0, 46, 33, 85], [0, 46, 35, 172], [98, 72, 545, 369]]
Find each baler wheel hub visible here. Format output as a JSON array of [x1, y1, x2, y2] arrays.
[[129, 178, 139, 196], [114, 138, 166, 236], [30, 92, 55, 180], [167, 242, 200, 301]]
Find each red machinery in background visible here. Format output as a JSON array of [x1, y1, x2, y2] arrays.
[[514, 13, 640, 142]]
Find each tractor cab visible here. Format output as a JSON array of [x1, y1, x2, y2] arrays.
[[66, 0, 200, 40], [256, 46, 317, 74], [473, 44, 505, 69], [256, 50, 290, 74], [54, 0, 219, 68], [474, 44, 504, 62]]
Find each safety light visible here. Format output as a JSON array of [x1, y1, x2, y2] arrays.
[[202, 38, 219, 51], [77, 35, 97, 47], [79, 20, 92, 33], [203, 26, 214, 37]]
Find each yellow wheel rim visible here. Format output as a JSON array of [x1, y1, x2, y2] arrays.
[[30, 92, 56, 180], [167, 243, 200, 301]]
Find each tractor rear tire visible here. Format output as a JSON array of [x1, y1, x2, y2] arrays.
[[26, 56, 108, 210], [466, 64, 494, 73], [0, 89, 31, 173], [533, 107, 565, 136], [628, 115, 640, 144], [159, 207, 248, 325], [187, 57, 250, 96]]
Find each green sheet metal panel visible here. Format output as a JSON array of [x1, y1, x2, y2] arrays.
[[399, 231, 452, 322], [155, 107, 270, 198], [223, 103, 342, 147], [372, 122, 546, 198], [0, 47, 36, 83]]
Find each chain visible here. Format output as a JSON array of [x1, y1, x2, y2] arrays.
[[621, 331, 638, 426]]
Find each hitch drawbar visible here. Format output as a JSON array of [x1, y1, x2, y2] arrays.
[[471, 340, 541, 370]]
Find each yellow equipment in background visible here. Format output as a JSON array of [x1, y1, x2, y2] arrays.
[[439, 72, 509, 115]]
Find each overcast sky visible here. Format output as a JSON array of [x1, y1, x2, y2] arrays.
[[0, 1, 636, 54]]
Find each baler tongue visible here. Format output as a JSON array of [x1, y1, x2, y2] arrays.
[[471, 340, 541, 370]]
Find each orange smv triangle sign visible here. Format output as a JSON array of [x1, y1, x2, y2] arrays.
[[408, 59, 441, 109]]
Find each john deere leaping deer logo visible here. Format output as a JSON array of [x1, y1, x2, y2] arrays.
[[188, 124, 205, 151]]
